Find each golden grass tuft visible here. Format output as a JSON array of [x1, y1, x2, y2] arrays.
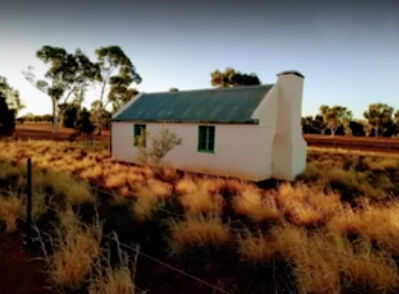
[[179, 188, 224, 215], [46, 207, 102, 289], [90, 266, 135, 294], [131, 182, 171, 222], [175, 177, 198, 194], [277, 183, 342, 226], [44, 170, 94, 204], [233, 187, 279, 222], [169, 215, 230, 253]]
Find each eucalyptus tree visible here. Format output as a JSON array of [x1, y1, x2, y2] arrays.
[[92, 46, 142, 134], [211, 67, 261, 87], [23, 46, 99, 134], [319, 105, 352, 136], [0, 76, 24, 115], [363, 103, 394, 137]]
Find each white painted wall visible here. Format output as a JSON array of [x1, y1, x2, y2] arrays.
[[270, 73, 307, 180], [112, 122, 275, 181]]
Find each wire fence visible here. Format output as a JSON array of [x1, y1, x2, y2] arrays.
[[104, 234, 232, 294]]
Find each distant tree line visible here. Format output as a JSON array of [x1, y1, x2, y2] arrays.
[[3, 54, 399, 140], [303, 104, 399, 137]]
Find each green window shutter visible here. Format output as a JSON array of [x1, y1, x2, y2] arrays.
[[133, 124, 146, 147], [197, 125, 215, 153]]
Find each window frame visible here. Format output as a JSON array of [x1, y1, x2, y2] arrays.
[[133, 124, 146, 147], [197, 125, 215, 153]]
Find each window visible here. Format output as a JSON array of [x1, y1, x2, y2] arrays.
[[198, 125, 215, 153], [133, 124, 146, 147]]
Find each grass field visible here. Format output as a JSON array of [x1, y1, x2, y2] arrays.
[[1, 139, 399, 293]]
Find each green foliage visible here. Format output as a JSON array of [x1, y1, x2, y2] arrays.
[[319, 105, 352, 135], [21, 113, 53, 122], [92, 46, 142, 134], [0, 76, 24, 115], [24, 46, 99, 134], [211, 67, 261, 87], [301, 115, 325, 134], [363, 103, 394, 137]]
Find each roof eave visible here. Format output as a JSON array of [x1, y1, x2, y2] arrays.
[[111, 119, 260, 125]]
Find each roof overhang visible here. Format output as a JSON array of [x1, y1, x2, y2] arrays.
[[111, 118, 260, 125]]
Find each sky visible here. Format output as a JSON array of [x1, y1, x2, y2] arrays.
[[1, 0, 399, 118]]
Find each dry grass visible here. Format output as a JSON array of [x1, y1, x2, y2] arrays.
[[0, 193, 24, 233], [43, 207, 102, 290], [2, 140, 399, 292], [89, 241, 140, 294], [278, 183, 342, 226], [179, 188, 224, 215], [238, 223, 399, 294], [233, 187, 279, 222], [44, 170, 94, 205], [90, 266, 135, 294], [169, 215, 230, 253]]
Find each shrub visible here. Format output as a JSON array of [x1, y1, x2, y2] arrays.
[[136, 128, 182, 166]]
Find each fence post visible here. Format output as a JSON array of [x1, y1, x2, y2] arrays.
[[27, 158, 32, 226], [25, 158, 33, 250]]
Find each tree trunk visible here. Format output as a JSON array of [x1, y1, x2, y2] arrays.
[[52, 99, 57, 135], [97, 81, 107, 136], [97, 110, 102, 136]]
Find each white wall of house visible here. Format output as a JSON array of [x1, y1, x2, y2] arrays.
[[271, 73, 307, 180], [112, 121, 276, 181]]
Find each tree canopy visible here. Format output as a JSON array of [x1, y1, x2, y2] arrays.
[[211, 67, 261, 87], [319, 105, 352, 136], [0, 76, 24, 115], [363, 103, 394, 137], [91, 45, 142, 134]]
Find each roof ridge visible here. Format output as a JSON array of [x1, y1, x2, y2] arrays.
[[141, 84, 274, 96]]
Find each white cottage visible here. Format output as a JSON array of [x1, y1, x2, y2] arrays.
[[111, 70, 307, 181]]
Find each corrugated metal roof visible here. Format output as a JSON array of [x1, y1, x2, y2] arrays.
[[112, 84, 273, 124]]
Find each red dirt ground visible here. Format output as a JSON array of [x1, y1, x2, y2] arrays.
[[14, 123, 399, 153], [0, 233, 53, 294], [14, 123, 109, 142]]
